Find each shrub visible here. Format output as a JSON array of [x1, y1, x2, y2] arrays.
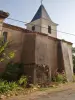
[[73, 74, 75, 82], [2, 62, 24, 81], [0, 80, 10, 93], [52, 71, 67, 83], [0, 79, 19, 93], [18, 75, 27, 88], [9, 82, 19, 91]]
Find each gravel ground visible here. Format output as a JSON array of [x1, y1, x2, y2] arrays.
[[6, 83, 75, 100]]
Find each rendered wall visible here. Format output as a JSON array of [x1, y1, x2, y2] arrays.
[[41, 18, 57, 38], [60, 41, 73, 82], [0, 26, 25, 73], [2, 27, 24, 63], [0, 24, 73, 83], [26, 19, 41, 33], [57, 41, 64, 72], [26, 18, 57, 38], [21, 33, 35, 64], [35, 34, 58, 77]]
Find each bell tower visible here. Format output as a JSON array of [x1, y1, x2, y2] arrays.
[[26, 4, 58, 38]]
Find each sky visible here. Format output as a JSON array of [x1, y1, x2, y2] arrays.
[[0, 0, 75, 46]]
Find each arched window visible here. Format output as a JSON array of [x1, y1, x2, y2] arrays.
[[3, 32, 8, 43], [48, 26, 51, 34], [32, 26, 35, 31]]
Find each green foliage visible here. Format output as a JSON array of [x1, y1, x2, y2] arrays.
[[0, 81, 10, 93], [18, 75, 27, 88], [0, 75, 28, 94], [0, 79, 18, 93], [52, 72, 67, 83], [2, 63, 24, 81], [56, 73, 66, 83], [9, 82, 18, 91], [72, 47, 75, 53], [73, 74, 75, 82], [0, 38, 15, 62], [72, 47, 75, 73]]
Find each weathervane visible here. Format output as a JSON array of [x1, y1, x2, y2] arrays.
[[41, 0, 43, 5]]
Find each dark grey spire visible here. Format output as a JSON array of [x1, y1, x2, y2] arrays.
[[31, 5, 51, 22]]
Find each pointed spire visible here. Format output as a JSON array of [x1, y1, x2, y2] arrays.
[[31, 4, 51, 22]]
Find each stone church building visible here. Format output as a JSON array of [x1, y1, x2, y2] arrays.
[[0, 4, 73, 84]]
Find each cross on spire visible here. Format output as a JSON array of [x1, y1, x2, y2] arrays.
[[41, 0, 43, 5]]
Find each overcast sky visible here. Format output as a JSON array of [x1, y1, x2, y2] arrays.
[[0, 0, 75, 46]]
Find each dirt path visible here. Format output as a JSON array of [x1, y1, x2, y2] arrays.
[[7, 83, 75, 100]]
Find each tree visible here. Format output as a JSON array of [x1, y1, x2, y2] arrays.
[[72, 47, 75, 73], [0, 37, 15, 62]]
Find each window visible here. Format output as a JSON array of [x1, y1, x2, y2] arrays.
[[48, 26, 51, 34], [3, 32, 8, 43], [32, 26, 35, 31]]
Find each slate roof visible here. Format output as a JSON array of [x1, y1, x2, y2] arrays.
[[31, 5, 52, 22]]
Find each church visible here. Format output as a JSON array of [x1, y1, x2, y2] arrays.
[[0, 4, 73, 84]]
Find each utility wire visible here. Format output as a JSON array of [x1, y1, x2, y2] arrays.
[[6, 17, 75, 37], [0, 17, 75, 44]]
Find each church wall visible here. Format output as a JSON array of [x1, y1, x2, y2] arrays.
[[26, 4, 58, 39], [26, 18, 57, 38], [35, 34, 49, 65], [0, 25, 73, 83], [60, 41, 73, 82], [48, 36, 58, 77], [26, 19, 41, 33], [21, 33, 36, 84], [35, 34, 58, 78], [21, 33, 36, 64], [67, 43, 73, 75], [1, 27, 24, 63], [41, 18, 57, 38], [57, 41, 64, 72], [0, 26, 25, 73]]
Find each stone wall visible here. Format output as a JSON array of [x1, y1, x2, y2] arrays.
[[21, 33, 36, 64], [60, 40, 73, 82], [35, 33, 58, 78], [0, 23, 73, 83], [3, 26, 24, 63]]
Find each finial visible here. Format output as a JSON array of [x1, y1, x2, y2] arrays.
[[41, 0, 43, 5]]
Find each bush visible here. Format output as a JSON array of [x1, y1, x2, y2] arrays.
[[18, 75, 27, 88], [2, 62, 24, 81], [9, 82, 19, 91], [0, 75, 28, 94], [0, 80, 10, 93], [52, 71, 67, 83], [0, 79, 19, 93]]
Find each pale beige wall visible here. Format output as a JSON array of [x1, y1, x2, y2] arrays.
[[35, 34, 58, 77], [61, 41, 73, 82], [2, 27, 24, 63], [21, 33, 35, 64], [26, 18, 57, 38], [26, 19, 41, 33], [35, 34, 49, 65], [41, 18, 57, 38], [67, 43, 73, 75]]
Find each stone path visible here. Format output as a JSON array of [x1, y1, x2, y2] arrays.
[[6, 83, 75, 100]]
